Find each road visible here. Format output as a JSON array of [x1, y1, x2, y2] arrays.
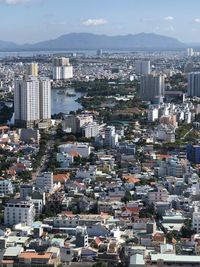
[[32, 136, 55, 181], [181, 127, 193, 140]]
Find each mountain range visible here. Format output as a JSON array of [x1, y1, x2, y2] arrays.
[[0, 33, 187, 51]]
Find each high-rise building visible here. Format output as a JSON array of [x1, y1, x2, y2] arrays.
[[53, 57, 70, 66], [14, 76, 51, 128], [39, 77, 51, 123], [140, 74, 165, 103], [97, 49, 103, 56], [26, 63, 38, 77], [14, 76, 40, 128], [135, 60, 151, 75], [52, 57, 73, 80], [187, 48, 194, 57], [188, 72, 200, 97]]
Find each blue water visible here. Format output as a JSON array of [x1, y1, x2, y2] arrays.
[[51, 88, 83, 115], [0, 50, 96, 58], [0, 49, 135, 59]]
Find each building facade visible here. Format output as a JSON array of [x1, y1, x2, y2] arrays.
[[193, 211, 200, 233], [82, 122, 100, 138], [188, 72, 200, 97], [135, 60, 151, 75], [4, 199, 35, 226], [56, 152, 74, 168], [52, 57, 73, 80], [39, 77, 51, 125], [26, 63, 38, 77], [58, 143, 91, 158], [148, 186, 169, 204], [14, 77, 40, 128], [14, 77, 51, 128], [36, 172, 54, 193], [62, 115, 93, 134], [20, 184, 34, 200], [140, 74, 165, 103], [104, 126, 118, 148], [187, 144, 200, 164], [0, 180, 13, 195]]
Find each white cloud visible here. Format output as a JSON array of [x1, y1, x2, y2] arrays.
[[194, 18, 200, 23], [0, 0, 38, 4], [82, 18, 108, 27], [164, 16, 174, 22]]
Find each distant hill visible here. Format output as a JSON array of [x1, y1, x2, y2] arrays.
[[27, 32, 184, 50], [0, 33, 185, 51], [0, 40, 20, 50]]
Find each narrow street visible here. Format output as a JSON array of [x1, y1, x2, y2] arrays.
[[32, 135, 55, 181]]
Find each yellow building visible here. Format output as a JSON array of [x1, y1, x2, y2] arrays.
[[26, 63, 38, 77]]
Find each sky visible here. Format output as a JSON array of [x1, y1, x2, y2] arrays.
[[1, 0, 200, 43]]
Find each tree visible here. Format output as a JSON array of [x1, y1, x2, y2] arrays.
[[139, 204, 155, 219], [89, 152, 97, 165], [121, 191, 132, 203], [17, 171, 32, 182], [62, 134, 77, 142], [166, 230, 180, 243], [181, 219, 196, 238]]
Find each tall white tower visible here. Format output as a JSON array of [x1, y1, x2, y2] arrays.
[[39, 77, 51, 124], [187, 48, 194, 57], [52, 57, 73, 80], [26, 63, 38, 77], [14, 76, 51, 128], [14, 76, 40, 128]]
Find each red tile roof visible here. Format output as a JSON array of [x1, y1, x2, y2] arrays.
[[53, 173, 70, 183], [123, 175, 140, 184], [19, 252, 52, 260], [94, 237, 102, 246], [121, 207, 140, 214], [69, 150, 80, 157]]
